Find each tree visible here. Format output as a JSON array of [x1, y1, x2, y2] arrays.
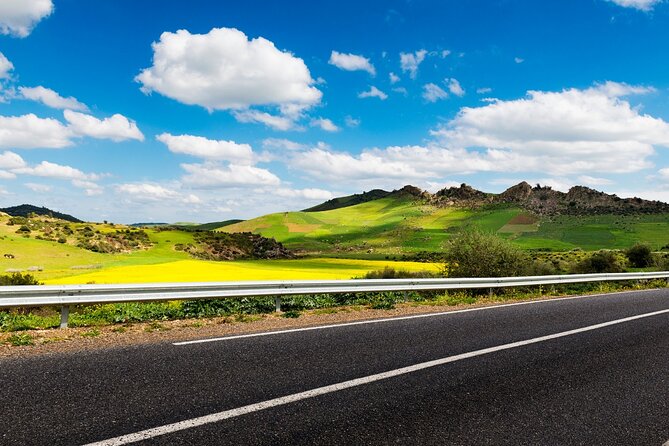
[[625, 243, 653, 268], [444, 230, 530, 278]]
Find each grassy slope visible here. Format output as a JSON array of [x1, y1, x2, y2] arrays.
[[222, 196, 669, 254]]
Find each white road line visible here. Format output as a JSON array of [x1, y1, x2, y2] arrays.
[[174, 288, 662, 345], [86, 307, 669, 446]]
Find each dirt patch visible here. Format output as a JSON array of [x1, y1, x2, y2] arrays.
[[286, 223, 321, 233], [508, 214, 539, 225]]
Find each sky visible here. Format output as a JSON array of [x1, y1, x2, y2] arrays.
[[1, 0, 669, 223]]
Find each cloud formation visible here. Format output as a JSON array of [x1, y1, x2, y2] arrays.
[[422, 83, 448, 102], [400, 49, 427, 79], [157, 133, 255, 164], [136, 27, 322, 116], [0, 0, 53, 37], [358, 86, 388, 100], [64, 110, 144, 142], [19, 86, 89, 111], [608, 0, 661, 10], [329, 51, 375, 75]]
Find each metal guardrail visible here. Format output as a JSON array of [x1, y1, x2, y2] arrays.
[[1, 271, 668, 328]]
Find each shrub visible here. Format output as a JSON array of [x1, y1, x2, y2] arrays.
[[362, 267, 438, 279], [626, 243, 653, 268], [571, 251, 625, 274], [0, 273, 40, 286], [444, 230, 530, 278]]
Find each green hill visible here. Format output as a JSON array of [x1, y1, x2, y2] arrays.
[[0, 204, 82, 223], [222, 192, 669, 256], [303, 189, 391, 212]]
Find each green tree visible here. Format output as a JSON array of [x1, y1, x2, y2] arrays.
[[444, 230, 530, 278], [571, 251, 625, 274]]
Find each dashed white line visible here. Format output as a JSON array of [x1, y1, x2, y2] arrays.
[[86, 307, 669, 446], [174, 288, 662, 345]]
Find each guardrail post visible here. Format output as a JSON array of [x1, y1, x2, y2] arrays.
[[60, 305, 69, 329], [403, 291, 408, 303], [274, 296, 282, 312], [488, 288, 493, 298]]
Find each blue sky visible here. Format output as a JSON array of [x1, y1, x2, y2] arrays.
[[1, 0, 669, 223]]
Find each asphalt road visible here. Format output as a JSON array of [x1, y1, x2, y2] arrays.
[[1, 289, 669, 445]]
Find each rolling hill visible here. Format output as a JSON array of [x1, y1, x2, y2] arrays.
[[221, 183, 669, 255], [0, 204, 82, 223]]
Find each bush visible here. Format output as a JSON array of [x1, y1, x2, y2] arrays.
[[0, 273, 40, 286], [626, 243, 653, 268], [571, 251, 625, 274], [444, 230, 530, 278], [362, 267, 438, 279]]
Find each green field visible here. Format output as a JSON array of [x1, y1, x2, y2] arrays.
[[223, 196, 669, 255]]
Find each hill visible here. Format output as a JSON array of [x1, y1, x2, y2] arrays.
[[190, 220, 244, 231], [0, 204, 82, 223], [303, 189, 391, 212], [221, 183, 669, 255]]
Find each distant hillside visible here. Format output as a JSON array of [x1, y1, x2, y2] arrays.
[[130, 222, 169, 227], [0, 204, 82, 223], [303, 189, 391, 212], [192, 220, 244, 231], [223, 182, 669, 255]]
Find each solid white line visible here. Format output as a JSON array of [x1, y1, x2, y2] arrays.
[[173, 288, 662, 345], [87, 307, 669, 446]]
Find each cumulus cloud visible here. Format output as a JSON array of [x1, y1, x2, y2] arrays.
[[64, 110, 144, 142], [136, 27, 322, 117], [578, 175, 614, 186], [156, 133, 255, 164], [117, 183, 199, 203], [447, 78, 465, 97], [328, 51, 375, 75], [389, 72, 400, 84], [71, 179, 103, 196], [400, 49, 427, 79], [431, 81, 669, 175], [310, 117, 339, 132], [608, 0, 661, 10], [262, 138, 306, 151], [514, 57, 524, 64], [422, 83, 448, 102], [0, 52, 14, 80], [19, 86, 89, 111], [476, 87, 492, 94], [358, 86, 388, 100], [181, 162, 281, 187], [0, 151, 26, 169], [15, 160, 100, 181], [0, 0, 53, 37], [0, 114, 72, 149]]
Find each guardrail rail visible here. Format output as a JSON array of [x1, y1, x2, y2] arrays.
[[1, 271, 668, 328]]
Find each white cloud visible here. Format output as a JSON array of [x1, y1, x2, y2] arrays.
[[400, 49, 427, 79], [328, 51, 375, 75], [431, 82, 669, 175], [0, 114, 72, 149], [19, 86, 89, 111], [476, 87, 492, 94], [0, 52, 14, 80], [156, 133, 255, 164], [25, 182, 51, 193], [392, 87, 408, 95], [447, 78, 465, 97], [71, 179, 103, 196], [345, 116, 360, 128], [15, 160, 100, 181], [595, 80, 655, 97], [0, 151, 26, 169], [262, 138, 306, 151], [608, 0, 661, 10], [64, 110, 144, 142], [578, 175, 614, 186], [440, 50, 452, 58], [0, 0, 53, 37], [181, 162, 281, 187], [389, 72, 400, 84], [310, 117, 339, 132], [275, 188, 334, 200], [358, 86, 388, 100], [422, 83, 448, 102], [136, 27, 322, 114], [117, 183, 199, 203], [232, 110, 297, 131], [514, 57, 524, 64]]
